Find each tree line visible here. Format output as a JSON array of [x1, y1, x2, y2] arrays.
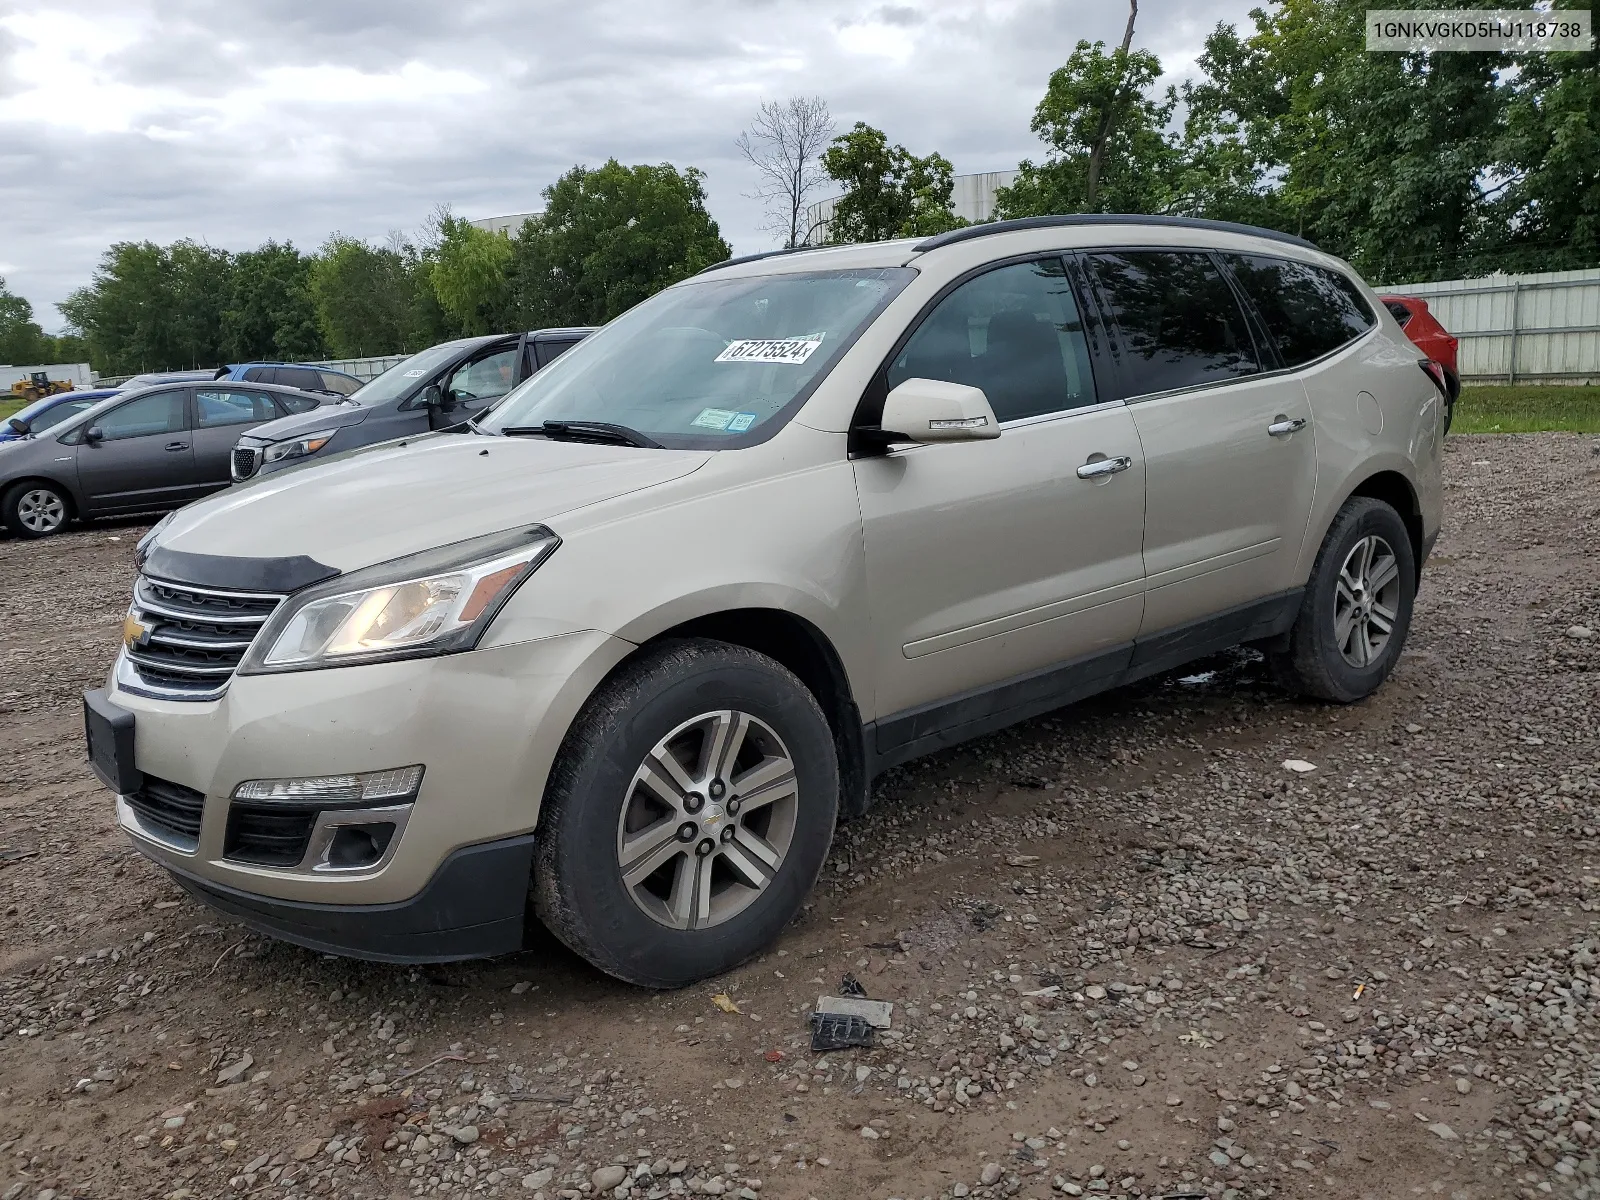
[[20, 0, 1597, 376]]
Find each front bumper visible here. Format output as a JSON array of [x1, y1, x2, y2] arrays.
[[162, 834, 537, 962], [106, 629, 632, 918]]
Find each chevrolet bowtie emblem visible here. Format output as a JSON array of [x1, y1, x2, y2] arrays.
[[123, 613, 153, 650]]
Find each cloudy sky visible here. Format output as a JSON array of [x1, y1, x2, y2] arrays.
[[0, 0, 1256, 332]]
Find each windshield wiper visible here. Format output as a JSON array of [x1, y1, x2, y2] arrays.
[[501, 420, 662, 449]]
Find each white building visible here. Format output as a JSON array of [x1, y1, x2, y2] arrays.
[[468, 212, 542, 236], [804, 169, 1019, 244]]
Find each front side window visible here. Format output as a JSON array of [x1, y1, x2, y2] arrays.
[[196, 388, 275, 427], [1223, 254, 1377, 368], [446, 348, 519, 403], [96, 390, 188, 441], [483, 268, 914, 448], [886, 258, 1096, 422], [1087, 250, 1259, 397]]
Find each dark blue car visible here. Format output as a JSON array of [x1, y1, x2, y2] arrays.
[[1, 388, 121, 442]]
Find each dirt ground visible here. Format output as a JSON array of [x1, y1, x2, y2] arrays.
[[2, 433, 1597, 1200]]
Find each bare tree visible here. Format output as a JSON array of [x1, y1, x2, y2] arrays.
[[1086, 0, 1138, 210], [736, 96, 837, 248]]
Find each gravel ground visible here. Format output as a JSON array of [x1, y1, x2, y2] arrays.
[[1, 433, 1597, 1200]]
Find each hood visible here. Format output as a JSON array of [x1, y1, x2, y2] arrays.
[[152, 433, 711, 574], [240, 401, 365, 444]]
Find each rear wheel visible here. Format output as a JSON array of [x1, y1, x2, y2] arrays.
[[533, 639, 838, 987], [2, 481, 70, 538], [1270, 496, 1415, 702]]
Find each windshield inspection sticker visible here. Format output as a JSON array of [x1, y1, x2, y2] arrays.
[[727, 412, 757, 432], [715, 337, 822, 365], [691, 407, 739, 430]]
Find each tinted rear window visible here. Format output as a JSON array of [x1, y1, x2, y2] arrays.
[[1086, 250, 1259, 397], [1222, 254, 1377, 368], [276, 367, 326, 392]]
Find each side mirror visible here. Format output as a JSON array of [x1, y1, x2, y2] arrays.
[[84, 425, 104, 445], [421, 384, 444, 409], [879, 378, 1001, 444], [6, 418, 27, 436]]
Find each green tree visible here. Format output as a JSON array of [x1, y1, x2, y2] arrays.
[[430, 213, 516, 335], [820, 123, 966, 242], [1489, 16, 1600, 272], [993, 35, 1176, 220], [222, 241, 322, 362], [311, 235, 441, 357], [0, 277, 54, 365], [510, 160, 731, 327]]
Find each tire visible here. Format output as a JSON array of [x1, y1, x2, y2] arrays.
[[1269, 496, 1416, 703], [2, 481, 71, 539], [1443, 367, 1460, 433], [533, 638, 839, 988]]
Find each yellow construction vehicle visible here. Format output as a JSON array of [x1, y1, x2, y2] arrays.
[[8, 372, 75, 403]]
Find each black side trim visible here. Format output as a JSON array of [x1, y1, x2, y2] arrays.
[[864, 589, 1304, 777], [869, 643, 1134, 774], [1125, 589, 1302, 683], [913, 214, 1320, 254], [143, 546, 340, 594], [156, 835, 536, 963]]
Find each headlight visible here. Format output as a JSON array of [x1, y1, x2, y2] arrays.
[[238, 526, 559, 674], [264, 431, 336, 464]]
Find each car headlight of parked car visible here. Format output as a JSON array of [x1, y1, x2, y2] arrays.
[[239, 526, 560, 674], [264, 431, 337, 464]]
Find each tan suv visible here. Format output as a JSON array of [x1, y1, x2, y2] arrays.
[[85, 216, 1443, 986]]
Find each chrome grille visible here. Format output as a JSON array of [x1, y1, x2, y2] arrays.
[[231, 446, 260, 481], [120, 576, 282, 701]]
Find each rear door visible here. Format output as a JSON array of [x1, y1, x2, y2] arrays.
[[73, 389, 198, 513], [1085, 248, 1317, 638], [190, 386, 284, 490]]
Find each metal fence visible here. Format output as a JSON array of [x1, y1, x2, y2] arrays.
[[1379, 266, 1600, 384], [306, 355, 409, 381]]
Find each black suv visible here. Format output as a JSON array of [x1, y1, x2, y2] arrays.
[[229, 328, 593, 482]]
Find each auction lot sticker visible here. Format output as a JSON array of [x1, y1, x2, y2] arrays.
[[1366, 9, 1592, 51], [715, 338, 823, 365]]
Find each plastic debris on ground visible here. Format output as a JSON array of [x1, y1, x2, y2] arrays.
[[809, 1012, 875, 1052], [838, 972, 866, 997], [815, 994, 894, 1029]]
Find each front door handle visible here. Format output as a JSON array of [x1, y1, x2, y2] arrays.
[[1267, 416, 1307, 437], [165, 441, 189, 452], [1076, 454, 1133, 479]]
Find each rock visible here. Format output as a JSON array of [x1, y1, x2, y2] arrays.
[[1455, 1078, 1471, 1095], [1566, 626, 1593, 640], [1282, 759, 1317, 773], [452, 1125, 480, 1144], [1427, 1123, 1458, 1141], [860, 1126, 880, 1139], [1166, 1094, 1183, 1106], [524, 1168, 554, 1189], [293, 1138, 322, 1162], [979, 1163, 1002, 1185], [593, 1166, 629, 1191], [1084, 985, 1107, 1001], [216, 1053, 253, 1085]]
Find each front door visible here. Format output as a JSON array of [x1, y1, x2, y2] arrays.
[[852, 257, 1147, 750], [1085, 249, 1317, 635], [73, 389, 199, 513]]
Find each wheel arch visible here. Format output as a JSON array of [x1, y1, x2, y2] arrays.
[[1, 474, 80, 525], [618, 606, 871, 820], [1341, 469, 1424, 582]]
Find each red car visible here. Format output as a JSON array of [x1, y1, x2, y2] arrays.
[[1380, 294, 1460, 430]]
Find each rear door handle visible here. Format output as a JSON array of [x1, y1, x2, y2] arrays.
[[1267, 417, 1307, 437], [1076, 454, 1133, 479], [165, 441, 189, 451]]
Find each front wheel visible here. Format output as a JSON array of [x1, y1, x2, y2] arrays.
[[1270, 496, 1416, 703], [533, 639, 839, 988], [2, 481, 71, 538]]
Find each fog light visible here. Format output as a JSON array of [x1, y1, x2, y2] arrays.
[[232, 765, 423, 805], [327, 823, 396, 869]]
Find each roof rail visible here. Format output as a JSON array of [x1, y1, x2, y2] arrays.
[[912, 214, 1319, 254], [696, 247, 819, 275]]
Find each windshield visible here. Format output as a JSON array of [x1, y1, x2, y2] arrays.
[[480, 267, 914, 448], [347, 341, 479, 407], [26, 398, 97, 431]]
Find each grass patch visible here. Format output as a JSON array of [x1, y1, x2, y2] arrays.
[[0, 398, 24, 422], [1452, 385, 1600, 434]]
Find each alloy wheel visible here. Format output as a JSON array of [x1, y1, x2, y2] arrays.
[[17, 488, 66, 534], [1334, 534, 1401, 668], [615, 709, 799, 931]]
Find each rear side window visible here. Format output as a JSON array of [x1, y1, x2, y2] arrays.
[[242, 365, 274, 382], [277, 392, 320, 414], [1087, 251, 1259, 397], [1222, 254, 1377, 368], [195, 388, 277, 427], [276, 367, 326, 392], [887, 258, 1097, 422], [536, 340, 580, 369], [318, 371, 362, 396]]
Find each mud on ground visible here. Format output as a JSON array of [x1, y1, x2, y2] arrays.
[[1, 434, 1598, 1200]]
